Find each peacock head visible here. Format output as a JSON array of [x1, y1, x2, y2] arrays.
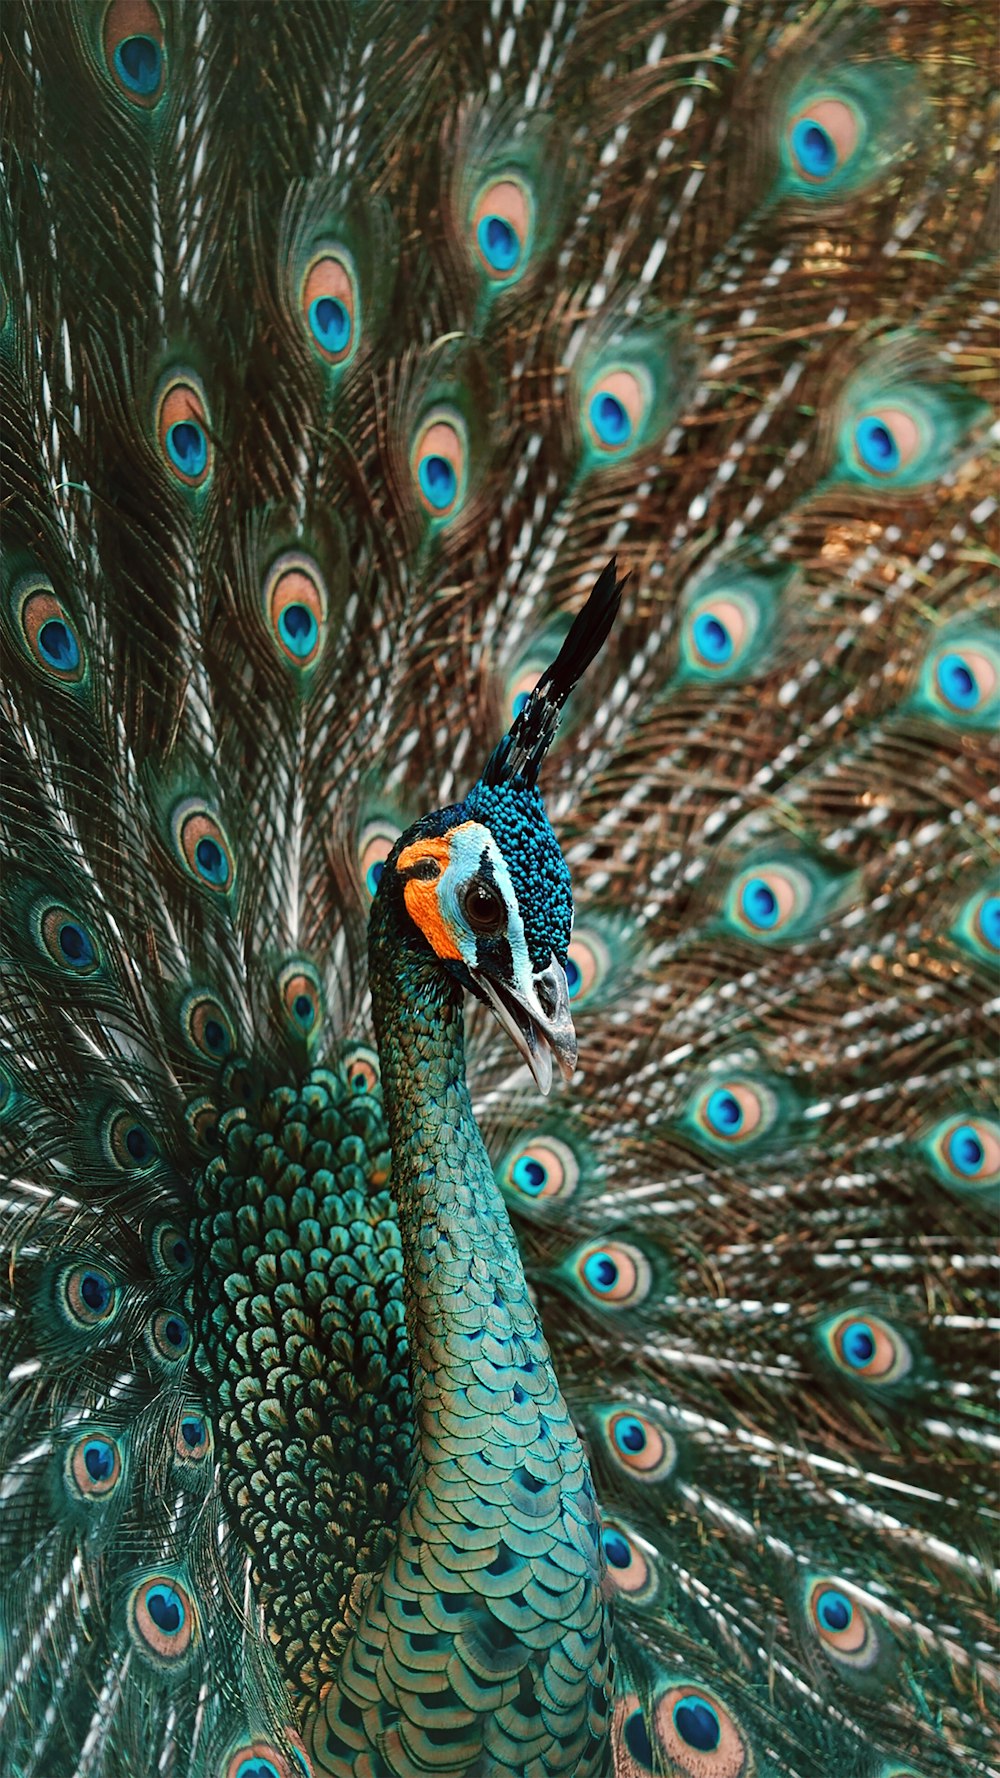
[[373, 560, 625, 1094]]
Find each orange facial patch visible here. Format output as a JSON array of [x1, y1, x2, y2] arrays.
[[397, 830, 463, 960]]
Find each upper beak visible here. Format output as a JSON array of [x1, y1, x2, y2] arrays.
[[473, 955, 578, 1096]]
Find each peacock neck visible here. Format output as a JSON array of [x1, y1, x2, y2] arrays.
[[336, 893, 614, 1777], [367, 917, 540, 1441]]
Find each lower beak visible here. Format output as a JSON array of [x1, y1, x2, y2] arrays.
[[474, 956, 578, 1096]]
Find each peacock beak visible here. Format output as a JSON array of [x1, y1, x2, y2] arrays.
[[473, 955, 578, 1096]]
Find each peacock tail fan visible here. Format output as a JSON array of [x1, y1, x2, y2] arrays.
[[1, 3, 997, 1777]]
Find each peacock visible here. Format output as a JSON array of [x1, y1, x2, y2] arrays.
[[0, 1, 997, 1775]]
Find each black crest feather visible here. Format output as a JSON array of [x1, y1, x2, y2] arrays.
[[480, 558, 626, 789]]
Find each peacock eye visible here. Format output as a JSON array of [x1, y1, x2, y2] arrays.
[[463, 879, 505, 934]]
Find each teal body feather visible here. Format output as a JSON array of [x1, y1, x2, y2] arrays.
[[1, 3, 998, 1777]]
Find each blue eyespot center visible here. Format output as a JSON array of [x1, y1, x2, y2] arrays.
[[855, 415, 900, 475], [180, 1416, 205, 1448], [418, 454, 458, 511], [166, 420, 207, 479], [146, 1584, 184, 1634], [614, 1416, 647, 1455], [38, 617, 80, 671], [935, 652, 978, 710], [742, 877, 779, 929], [584, 1251, 619, 1293], [623, 1711, 653, 1767], [512, 690, 530, 718], [565, 956, 582, 998], [170, 1235, 192, 1267], [293, 993, 315, 1027], [842, 1320, 875, 1369], [83, 1438, 116, 1482], [115, 35, 162, 96], [512, 1155, 547, 1196], [673, 1698, 720, 1753], [309, 294, 351, 355], [948, 1124, 984, 1176], [602, 1529, 631, 1569], [366, 860, 384, 895], [817, 1588, 852, 1633], [203, 1018, 226, 1052], [706, 1088, 743, 1135], [589, 392, 631, 448], [58, 921, 95, 968], [477, 214, 521, 273], [81, 1271, 112, 1314], [194, 836, 229, 885], [125, 1124, 153, 1163], [791, 117, 837, 179], [693, 611, 733, 664], [278, 602, 318, 655]]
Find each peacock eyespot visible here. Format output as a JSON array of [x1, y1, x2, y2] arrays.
[[153, 1223, 194, 1277], [68, 1432, 122, 1499], [680, 581, 771, 681], [103, 0, 166, 106], [472, 178, 533, 281], [105, 1109, 157, 1170], [500, 1135, 579, 1209], [359, 817, 403, 900], [695, 1079, 770, 1146], [852, 407, 920, 479], [302, 251, 359, 365], [342, 1044, 380, 1094], [171, 799, 234, 893], [149, 1310, 192, 1363], [462, 878, 505, 934], [412, 410, 468, 518], [15, 579, 86, 683], [787, 98, 861, 184], [39, 907, 101, 974], [574, 1240, 652, 1309], [60, 1265, 119, 1328], [584, 369, 648, 455], [175, 1413, 211, 1462], [823, 1310, 911, 1385], [924, 1114, 1000, 1192], [180, 989, 235, 1060], [265, 553, 328, 669], [129, 1575, 196, 1661], [655, 1684, 751, 1777], [730, 864, 811, 941], [606, 1408, 675, 1482], [807, 1578, 880, 1668], [155, 377, 212, 488], [278, 964, 322, 1038]]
